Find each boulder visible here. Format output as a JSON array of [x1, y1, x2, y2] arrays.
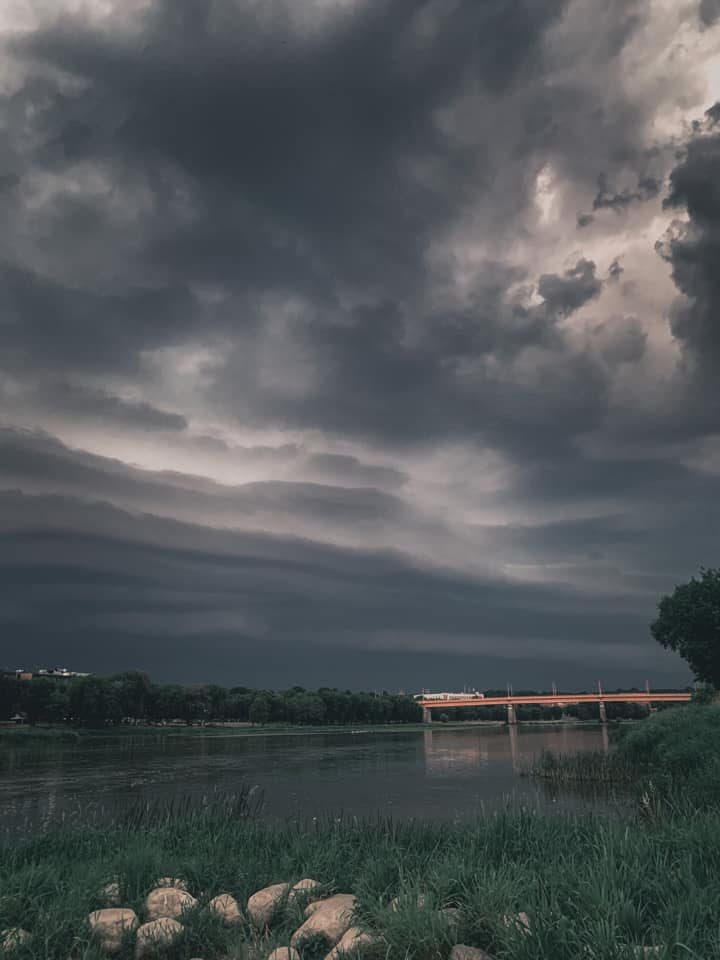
[[100, 879, 122, 906], [153, 877, 189, 891], [502, 912, 530, 935], [209, 893, 242, 926], [267, 949, 300, 960], [324, 926, 375, 960], [135, 918, 183, 958], [292, 895, 358, 949], [88, 908, 139, 954], [247, 883, 291, 929], [450, 947, 494, 960], [290, 878, 323, 901], [305, 894, 358, 918], [145, 886, 197, 921], [0, 928, 31, 952]]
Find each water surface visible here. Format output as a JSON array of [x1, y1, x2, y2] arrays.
[[0, 723, 624, 834]]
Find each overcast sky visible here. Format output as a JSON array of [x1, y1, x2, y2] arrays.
[[2, 0, 719, 690]]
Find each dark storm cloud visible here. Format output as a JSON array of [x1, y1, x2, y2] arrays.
[[0, 0, 714, 686], [700, 0, 720, 26], [536, 258, 602, 317], [0, 262, 198, 375], [0, 428, 409, 533], [13, 0, 565, 293], [304, 453, 408, 490], [34, 382, 188, 431], [593, 172, 661, 212], [0, 0, 664, 474], [659, 105, 720, 367], [0, 489, 683, 687]]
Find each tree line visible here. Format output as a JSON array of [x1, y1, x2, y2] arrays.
[[0, 672, 423, 728], [1, 672, 690, 728]]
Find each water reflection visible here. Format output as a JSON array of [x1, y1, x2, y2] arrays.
[[1, 724, 626, 835]]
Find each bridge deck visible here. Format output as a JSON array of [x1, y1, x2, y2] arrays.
[[418, 692, 692, 709]]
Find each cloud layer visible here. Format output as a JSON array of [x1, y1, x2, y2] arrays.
[[1, 0, 719, 687]]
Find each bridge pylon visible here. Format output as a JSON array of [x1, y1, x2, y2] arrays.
[[598, 700, 607, 724], [422, 707, 432, 725], [506, 702, 517, 725]]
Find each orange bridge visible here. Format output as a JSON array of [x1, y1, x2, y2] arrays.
[[417, 691, 692, 724]]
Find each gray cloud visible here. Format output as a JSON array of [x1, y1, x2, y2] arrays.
[[37, 382, 188, 431], [660, 106, 720, 364], [0, 0, 715, 685], [593, 172, 662, 212], [0, 489, 685, 687]]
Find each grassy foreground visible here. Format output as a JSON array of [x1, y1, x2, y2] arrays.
[[1, 795, 720, 960]]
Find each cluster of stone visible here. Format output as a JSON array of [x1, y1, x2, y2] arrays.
[[86, 875, 244, 958], [0, 876, 664, 960], [248, 885, 372, 960]]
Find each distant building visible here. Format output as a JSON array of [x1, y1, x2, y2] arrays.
[[36, 667, 91, 679]]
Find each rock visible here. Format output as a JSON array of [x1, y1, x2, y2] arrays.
[[305, 894, 358, 919], [390, 893, 427, 911], [135, 918, 183, 958], [267, 949, 300, 960], [502, 912, 530, 935], [450, 946, 494, 960], [145, 886, 197, 921], [324, 926, 375, 960], [88, 908, 139, 954], [100, 880, 122, 906], [247, 883, 291, 929], [0, 928, 31, 951], [292, 895, 358, 949], [153, 877, 189, 891], [290, 878, 323, 901], [209, 893, 242, 925]]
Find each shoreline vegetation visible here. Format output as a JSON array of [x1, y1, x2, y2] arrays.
[[2, 705, 720, 959], [1, 670, 688, 730]]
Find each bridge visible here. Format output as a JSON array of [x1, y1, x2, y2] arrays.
[[417, 691, 692, 724]]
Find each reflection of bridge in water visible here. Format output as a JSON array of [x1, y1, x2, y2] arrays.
[[417, 691, 692, 725], [421, 723, 611, 778]]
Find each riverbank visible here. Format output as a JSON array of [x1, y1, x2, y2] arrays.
[[0, 717, 634, 743], [1, 791, 719, 960], [530, 704, 720, 811]]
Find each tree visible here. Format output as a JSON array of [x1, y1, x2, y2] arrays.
[[651, 567, 720, 687], [68, 676, 122, 727], [249, 692, 271, 725]]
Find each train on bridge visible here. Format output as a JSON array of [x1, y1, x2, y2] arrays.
[[413, 691, 485, 701]]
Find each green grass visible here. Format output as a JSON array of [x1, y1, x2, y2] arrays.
[[2, 795, 720, 960]]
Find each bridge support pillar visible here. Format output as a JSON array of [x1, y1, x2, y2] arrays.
[[598, 700, 607, 724], [506, 703, 517, 725], [422, 707, 432, 725]]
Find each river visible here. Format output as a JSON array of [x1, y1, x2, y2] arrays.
[[0, 723, 625, 835]]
